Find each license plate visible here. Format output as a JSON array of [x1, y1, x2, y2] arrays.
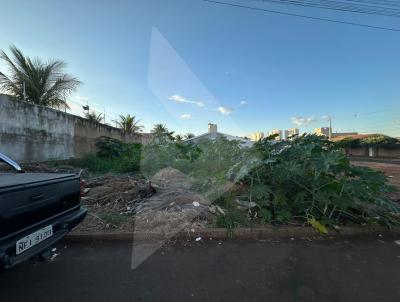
[[16, 225, 53, 255]]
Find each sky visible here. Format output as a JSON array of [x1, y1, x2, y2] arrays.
[[0, 0, 399, 137]]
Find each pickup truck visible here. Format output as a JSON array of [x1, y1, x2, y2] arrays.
[[0, 152, 87, 269]]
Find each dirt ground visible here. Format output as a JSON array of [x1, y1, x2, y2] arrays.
[[351, 160, 400, 202], [75, 168, 214, 234]]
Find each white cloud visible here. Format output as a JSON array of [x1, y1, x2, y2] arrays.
[[218, 106, 233, 116], [321, 115, 332, 121], [240, 100, 247, 105], [169, 94, 204, 107], [179, 113, 191, 120], [74, 95, 89, 102], [290, 116, 315, 127]]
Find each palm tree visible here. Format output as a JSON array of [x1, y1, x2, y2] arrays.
[[85, 111, 103, 123], [184, 133, 195, 139], [0, 45, 80, 109], [175, 134, 184, 142], [114, 114, 143, 134], [151, 124, 175, 140]]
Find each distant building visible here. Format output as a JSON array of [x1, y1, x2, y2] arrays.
[[208, 123, 218, 133], [270, 129, 282, 141], [249, 132, 264, 141], [284, 128, 299, 140], [185, 124, 253, 148], [314, 127, 331, 137]]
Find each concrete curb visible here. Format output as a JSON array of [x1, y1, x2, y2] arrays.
[[64, 226, 400, 242]]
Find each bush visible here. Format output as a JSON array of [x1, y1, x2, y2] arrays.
[[73, 137, 142, 174], [140, 135, 201, 176], [189, 137, 243, 192], [231, 134, 400, 228], [95, 136, 129, 158], [360, 134, 398, 147]]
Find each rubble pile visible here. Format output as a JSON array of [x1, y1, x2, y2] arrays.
[[75, 168, 213, 233]]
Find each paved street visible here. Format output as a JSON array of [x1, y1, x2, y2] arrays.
[[1, 236, 400, 302]]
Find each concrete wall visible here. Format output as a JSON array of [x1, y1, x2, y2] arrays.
[[346, 146, 400, 158], [376, 146, 400, 158], [0, 95, 152, 162]]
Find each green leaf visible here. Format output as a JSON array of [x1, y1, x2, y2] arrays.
[[307, 217, 328, 234], [260, 208, 272, 223]]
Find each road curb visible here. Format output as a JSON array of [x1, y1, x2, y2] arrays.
[[64, 226, 400, 242]]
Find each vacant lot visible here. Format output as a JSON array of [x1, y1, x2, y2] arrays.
[[351, 159, 400, 202]]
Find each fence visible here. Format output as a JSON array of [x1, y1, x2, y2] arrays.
[[0, 94, 152, 162]]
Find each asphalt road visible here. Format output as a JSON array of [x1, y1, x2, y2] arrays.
[[1, 236, 400, 302]]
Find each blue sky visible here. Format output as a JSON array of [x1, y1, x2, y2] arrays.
[[0, 0, 400, 136]]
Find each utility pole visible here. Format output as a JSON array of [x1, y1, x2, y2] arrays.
[[328, 116, 332, 140]]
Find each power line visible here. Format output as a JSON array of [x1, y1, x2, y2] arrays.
[[251, 0, 400, 17], [202, 0, 400, 31], [346, 0, 400, 9]]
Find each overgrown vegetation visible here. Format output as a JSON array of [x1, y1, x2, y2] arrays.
[[229, 135, 399, 230], [73, 136, 142, 173], [71, 133, 400, 231], [140, 134, 201, 176], [336, 134, 399, 148]]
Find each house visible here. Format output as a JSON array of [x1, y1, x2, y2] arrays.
[[184, 123, 253, 148], [331, 133, 400, 158]]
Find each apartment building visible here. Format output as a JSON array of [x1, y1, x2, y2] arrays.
[[284, 128, 299, 140]]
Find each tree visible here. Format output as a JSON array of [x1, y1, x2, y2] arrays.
[[175, 134, 184, 142], [114, 114, 143, 134], [85, 111, 103, 123], [184, 133, 195, 139], [151, 124, 175, 140], [0, 45, 80, 109]]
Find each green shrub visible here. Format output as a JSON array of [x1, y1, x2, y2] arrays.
[[214, 194, 249, 229], [231, 134, 400, 228], [71, 137, 142, 174], [140, 135, 201, 176], [95, 136, 129, 158], [360, 134, 398, 147]]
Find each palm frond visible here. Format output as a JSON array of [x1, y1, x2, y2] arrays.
[[0, 45, 80, 108]]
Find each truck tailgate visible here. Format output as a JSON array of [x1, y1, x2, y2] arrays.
[[0, 173, 81, 239]]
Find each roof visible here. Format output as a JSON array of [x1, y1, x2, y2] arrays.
[[330, 134, 375, 142], [184, 131, 253, 147]]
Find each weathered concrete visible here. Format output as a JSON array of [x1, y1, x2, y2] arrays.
[[0, 94, 152, 162], [345, 146, 400, 158]]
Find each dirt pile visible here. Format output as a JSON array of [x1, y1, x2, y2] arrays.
[[75, 168, 212, 233]]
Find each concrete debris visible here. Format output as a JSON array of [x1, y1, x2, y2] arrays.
[[236, 199, 257, 208], [75, 168, 212, 233], [216, 206, 225, 216]]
